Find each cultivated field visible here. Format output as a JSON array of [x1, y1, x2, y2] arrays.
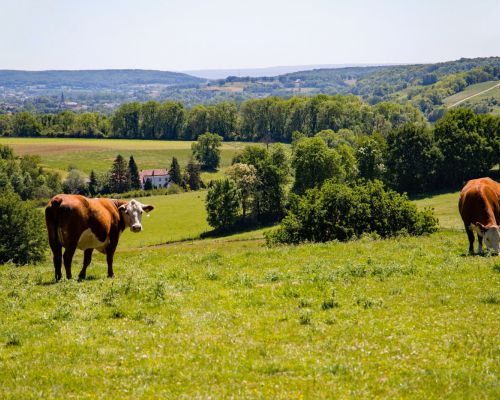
[[0, 139, 499, 398], [0, 138, 255, 179], [444, 80, 500, 115]]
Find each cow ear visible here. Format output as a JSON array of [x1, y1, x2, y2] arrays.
[[475, 222, 487, 232], [118, 204, 127, 213], [142, 205, 154, 213]]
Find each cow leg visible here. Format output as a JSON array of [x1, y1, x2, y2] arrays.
[[465, 226, 475, 255], [78, 249, 93, 280], [105, 245, 117, 278], [63, 245, 76, 280], [51, 243, 63, 281], [477, 235, 483, 255]]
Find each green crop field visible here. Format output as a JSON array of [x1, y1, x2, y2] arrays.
[[0, 138, 257, 177], [1, 186, 499, 398], [443, 81, 499, 106]]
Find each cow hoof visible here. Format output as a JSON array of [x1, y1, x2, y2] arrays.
[[107, 274, 114, 278], [78, 275, 86, 281], [55, 275, 62, 282]]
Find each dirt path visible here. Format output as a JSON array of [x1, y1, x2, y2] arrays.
[[447, 82, 500, 108]]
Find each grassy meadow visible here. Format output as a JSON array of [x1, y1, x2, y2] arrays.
[[0, 138, 499, 398], [1, 230, 499, 398], [0, 138, 256, 180]]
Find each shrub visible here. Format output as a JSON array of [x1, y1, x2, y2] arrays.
[[266, 180, 438, 245], [0, 189, 47, 265]]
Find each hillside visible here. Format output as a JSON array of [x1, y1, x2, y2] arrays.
[[1, 58, 499, 115], [0, 69, 205, 89], [444, 80, 500, 116]]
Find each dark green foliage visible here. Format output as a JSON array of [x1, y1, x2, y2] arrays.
[[191, 132, 223, 170], [0, 189, 47, 265], [185, 159, 202, 190], [169, 157, 183, 186], [109, 154, 131, 193], [386, 123, 442, 194], [128, 156, 141, 190], [12, 112, 42, 137], [206, 179, 240, 230], [62, 169, 87, 194], [292, 137, 344, 195], [234, 145, 289, 222], [434, 109, 498, 188], [0, 145, 14, 160], [0, 146, 61, 200], [267, 180, 438, 245], [144, 178, 153, 191], [356, 135, 386, 181], [88, 170, 98, 196]]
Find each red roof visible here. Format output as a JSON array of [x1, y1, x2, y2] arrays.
[[140, 169, 168, 181]]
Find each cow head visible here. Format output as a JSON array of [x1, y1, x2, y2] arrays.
[[119, 199, 154, 232], [475, 222, 500, 254]]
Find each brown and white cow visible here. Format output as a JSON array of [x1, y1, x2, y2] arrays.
[[459, 177, 500, 255], [45, 195, 154, 280]]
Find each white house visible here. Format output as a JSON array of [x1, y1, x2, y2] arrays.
[[140, 169, 170, 189]]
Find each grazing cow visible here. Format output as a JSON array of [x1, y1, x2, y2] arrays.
[[459, 177, 500, 255], [45, 195, 154, 280]]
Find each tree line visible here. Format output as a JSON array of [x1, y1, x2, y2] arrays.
[[0, 95, 427, 142], [205, 108, 499, 235]]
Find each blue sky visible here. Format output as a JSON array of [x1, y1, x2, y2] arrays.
[[1, 0, 499, 70]]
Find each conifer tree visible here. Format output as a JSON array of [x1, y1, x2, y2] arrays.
[[109, 154, 131, 193], [185, 159, 201, 190], [128, 156, 141, 190], [88, 170, 98, 196], [169, 157, 182, 186]]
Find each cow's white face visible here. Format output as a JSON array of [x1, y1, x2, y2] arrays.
[[475, 223, 500, 254], [119, 200, 154, 232], [483, 226, 500, 254]]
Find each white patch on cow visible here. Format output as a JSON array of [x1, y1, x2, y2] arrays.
[[77, 228, 109, 252], [119, 199, 154, 233], [483, 226, 500, 254]]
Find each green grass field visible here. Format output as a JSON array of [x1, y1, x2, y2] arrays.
[[0, 138, 254, 178], [1, 230, 498, 399], [1, 138, 499, 398]]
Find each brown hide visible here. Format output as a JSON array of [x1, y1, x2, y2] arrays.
[[459, 177, 500, 228], [459, 177, 500, 254], [45, 194, 128, 280]]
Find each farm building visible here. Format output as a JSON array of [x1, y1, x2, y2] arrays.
[[140, 169, 170, 189]]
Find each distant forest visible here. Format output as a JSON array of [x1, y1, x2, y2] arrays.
[[1, 57, 498, 117]]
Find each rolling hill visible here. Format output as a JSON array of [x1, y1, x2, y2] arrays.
[[0, 69, 205, 89]]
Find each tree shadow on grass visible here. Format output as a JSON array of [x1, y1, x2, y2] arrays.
[[200, 219, 277, 240]]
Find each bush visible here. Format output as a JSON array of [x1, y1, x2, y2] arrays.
[[266, 180, 438, 245], [0, 189, 47, 265]]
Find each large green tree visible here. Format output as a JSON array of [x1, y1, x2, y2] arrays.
[[292, 137, 343, 195], [12, 112, 42, 137], [191, 132, 223, 170], [386, 123, 442, 194], [434, 109, 498, 188]]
